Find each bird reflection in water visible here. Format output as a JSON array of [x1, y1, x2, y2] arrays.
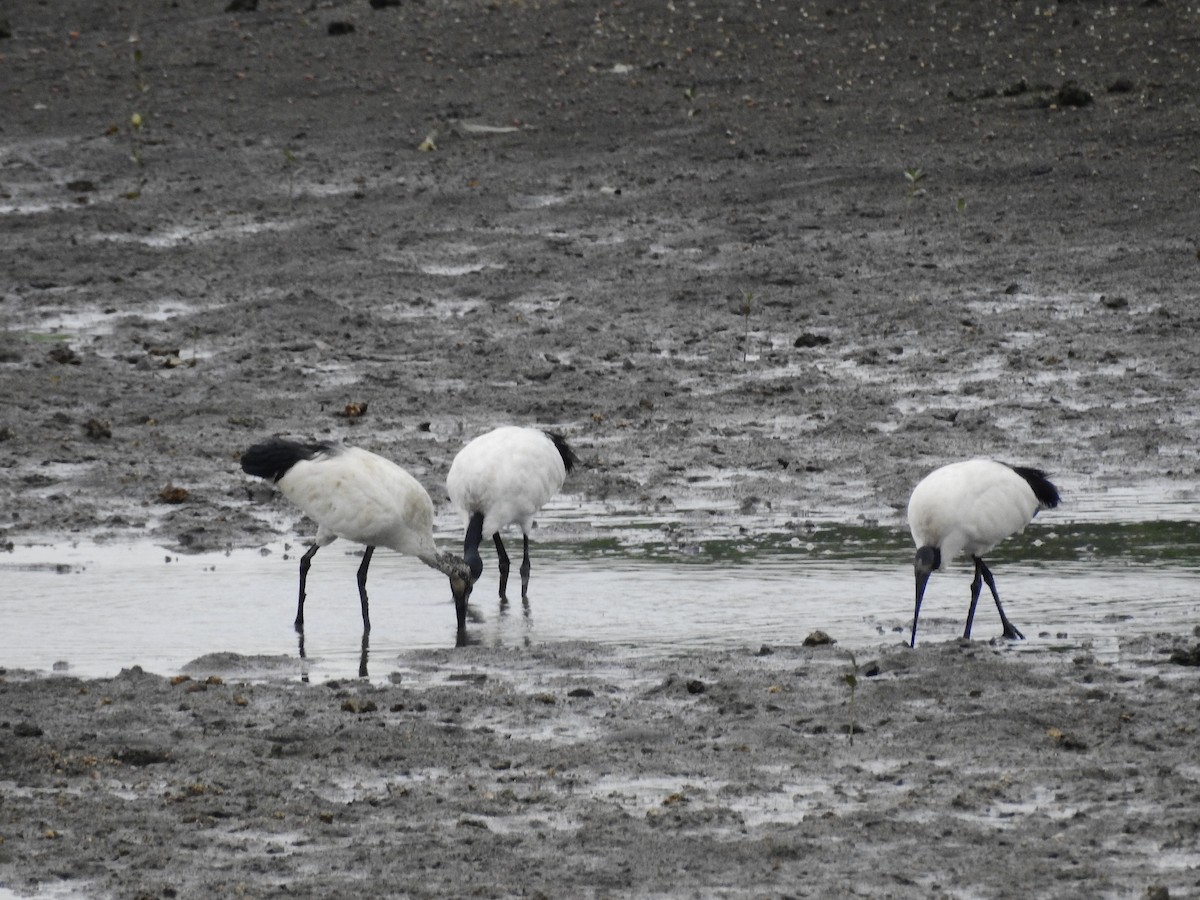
[[295, 629, 371, 681]]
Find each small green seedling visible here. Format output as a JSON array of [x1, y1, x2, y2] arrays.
[[904, 167, 926, 198], [842, 651, 860, 745], [739, 290, 754, 362]]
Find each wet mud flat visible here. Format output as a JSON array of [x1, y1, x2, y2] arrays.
[[1, 0, 1198, 551], [3, 638, 1200, 899]]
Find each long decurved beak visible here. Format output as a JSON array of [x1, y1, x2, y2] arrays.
[[912, 567, 932, 648], [911, 546, 940, 648], [452, 574, 473, 640]]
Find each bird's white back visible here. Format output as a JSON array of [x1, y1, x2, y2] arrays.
[[907, 458, 1040, 561], [446, 426, 567, 536], [278, 446, 437, 558]]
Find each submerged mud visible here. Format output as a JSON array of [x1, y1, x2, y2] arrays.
[[2, 0, 1199, 896]]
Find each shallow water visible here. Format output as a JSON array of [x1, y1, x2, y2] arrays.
[[3, 510, 1198, 681]]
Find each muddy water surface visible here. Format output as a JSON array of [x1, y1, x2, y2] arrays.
[[7, 502, 1198, 681]]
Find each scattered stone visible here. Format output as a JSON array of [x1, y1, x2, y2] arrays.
[[225, 0, 257, 10], [685, 679, 706, 694], [1054, 81, 1093, 108], [1168, 645, 1200, 667], [803, 630, 835, 646], [447, 673, 488, 683], [113, 747, 172, 766], [14, 722, 43, 738], [327, 21, 355, 35], [794, 332, 832, 349], [567, 687, 594, 698], [47, 344, 81, 365], [1002, 77, 1028, 97], [84, 418, 112, 439]]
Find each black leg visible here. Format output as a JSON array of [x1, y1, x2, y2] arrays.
[[358, 629, 370, 679], [978, 559, 1024, 641], [519, 534, 531, 599], [493, 532, 510, 601], [356, 546, 374, 633], [296, 543, 320, 632], [964, 557, 985, 639]]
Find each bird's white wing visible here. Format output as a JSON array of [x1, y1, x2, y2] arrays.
[[279, 447, 436, 557]]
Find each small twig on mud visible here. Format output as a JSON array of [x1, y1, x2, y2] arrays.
[[740, 290, 754, 363], [842, 651, 860, 746]]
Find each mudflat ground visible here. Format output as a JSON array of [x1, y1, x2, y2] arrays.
[[2, 1, 1199, 897]]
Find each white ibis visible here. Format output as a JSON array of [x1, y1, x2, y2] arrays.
[[446, 426, 578, 601], [906, 458, 1061, 647], [240, 439, 474, 638]]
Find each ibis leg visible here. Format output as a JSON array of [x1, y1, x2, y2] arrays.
[[979, 559, 1024, 641], [493, 533, 510, 601], [358, 630, 370, 679], [964, 558, 985, 639], [296, 544, 320, 632], [356, 546, 374, 633], [519, 534, 531, 599]]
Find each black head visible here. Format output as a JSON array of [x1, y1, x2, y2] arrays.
[[914, 545, 941, 575]]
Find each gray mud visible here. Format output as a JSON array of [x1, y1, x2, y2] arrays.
[[4, 641, 1200, 899], [2, 0, 1199, 897]]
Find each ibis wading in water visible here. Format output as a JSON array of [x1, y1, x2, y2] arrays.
[[906, 458, 1061, 648], [446, 426, 578, 602], [240, 439, 474, 638]]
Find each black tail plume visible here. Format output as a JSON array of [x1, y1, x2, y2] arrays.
[[1009, 465, 1061, 510], [544, 431, 579, 474], [240, 438, 329, 482]]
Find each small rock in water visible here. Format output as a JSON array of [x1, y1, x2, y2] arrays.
[[803, 630, 836, 646], [1168, 645, 1200, 667]]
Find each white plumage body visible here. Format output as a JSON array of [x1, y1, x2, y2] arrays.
[[278, 445, 437, 559], [907, 458, 1040, 563], [446, 426, 568, 537]]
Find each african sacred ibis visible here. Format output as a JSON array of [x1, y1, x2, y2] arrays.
[[240, 439, 474, 637], [446, 426, 578, 601], [907, 458, 1061, 648]]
